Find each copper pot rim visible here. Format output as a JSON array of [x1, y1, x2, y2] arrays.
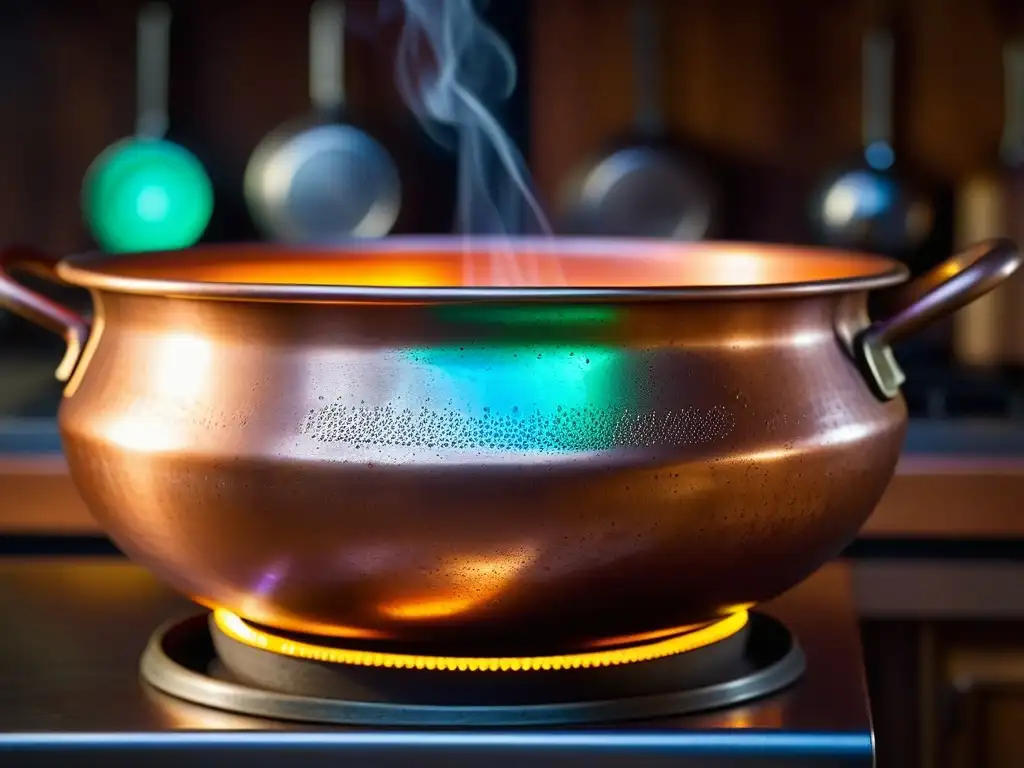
[[55, 236, 909, 304]]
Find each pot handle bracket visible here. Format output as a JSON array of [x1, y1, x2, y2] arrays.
[[0, 247, 92, 382], [855, 238, 1022, 400]]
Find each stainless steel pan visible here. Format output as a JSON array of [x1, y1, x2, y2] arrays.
[[560, 0, 716, 240], [244, 0, 400, 242]]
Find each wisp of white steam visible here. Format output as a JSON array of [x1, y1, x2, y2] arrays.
[[394, 0, 554, 285]]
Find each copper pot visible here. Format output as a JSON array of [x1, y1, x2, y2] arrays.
[[0, 238, 1017, 655]]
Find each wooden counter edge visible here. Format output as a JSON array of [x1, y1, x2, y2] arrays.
[[2, 453, 1024, 536]]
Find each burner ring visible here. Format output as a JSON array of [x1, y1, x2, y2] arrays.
[[212, 609, 750, 672], [140, 611, 806, 727]]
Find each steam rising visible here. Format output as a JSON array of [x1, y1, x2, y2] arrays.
[[395, 0, 553, 284]]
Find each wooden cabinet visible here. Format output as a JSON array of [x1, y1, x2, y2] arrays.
[[864, 619, 1024, 768], [932, 622, 1024, 768]]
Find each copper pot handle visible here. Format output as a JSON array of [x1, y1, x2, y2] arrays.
[[855, 238, 1022, 400], [0, 246, 92, 382]]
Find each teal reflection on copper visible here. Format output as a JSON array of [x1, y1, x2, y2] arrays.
[[433, 304, 620, 329], [405, 344, 626, 453]]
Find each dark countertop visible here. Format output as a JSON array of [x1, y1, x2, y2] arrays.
[[0, 559, 870, 767]]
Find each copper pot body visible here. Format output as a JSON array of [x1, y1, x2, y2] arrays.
[[1, 238, 1018, 655]]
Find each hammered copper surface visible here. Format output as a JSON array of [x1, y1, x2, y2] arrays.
[[0, 238, 1017, 655]]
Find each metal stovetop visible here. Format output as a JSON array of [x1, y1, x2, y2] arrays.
[[0, 557, 871, 767]]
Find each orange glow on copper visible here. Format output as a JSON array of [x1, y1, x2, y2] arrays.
[[239, 612, 389, 641], [378, 549, 538, 621], [191, 595, 218, 611], [213, 608, 749, 672], [95, 243, 898, 289], [198, 599, 387, 641], [191, 259, 457, 288], [707, 422, 879, 467], [379, 597, 480, 621]]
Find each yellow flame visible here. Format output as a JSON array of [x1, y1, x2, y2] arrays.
[[212, 609, 749, 672]]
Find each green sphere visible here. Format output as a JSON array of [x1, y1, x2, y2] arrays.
[[83, 138, 213, 253]]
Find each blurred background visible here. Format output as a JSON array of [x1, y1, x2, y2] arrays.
[[6, 0, 1024, 417], [3, 0, 1024, 765]]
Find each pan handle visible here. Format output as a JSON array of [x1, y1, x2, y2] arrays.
[[855, 238, 1021, 400], [0, 247, 92, 382]]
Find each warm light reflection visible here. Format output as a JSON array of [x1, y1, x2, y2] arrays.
[[934, 256, 967, 282], [104, 412, 182, 452], [737, 701, 785, 728], [380, 597, 480, 621], [103, 332, 214, 453], [702, 249, 774, 286], [207, 597, 388, 640], [153, 332, 213, 397], [379, 548, 538, 621], [717, 330, 827, 350], [212, 609, 749, 671], [190, 258, 456, 287], [720, 710, 756, 728], [716, 422, 877, 465], [145, 686, 291, 730], [190, 595, 218, 611], [716, 704, 786, 729], [52, 562, 166, 601], [95, 243, 898, 289]]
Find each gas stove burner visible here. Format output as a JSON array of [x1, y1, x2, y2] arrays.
[[212, 608, 750, 671], [140, 610, 804, 727]]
